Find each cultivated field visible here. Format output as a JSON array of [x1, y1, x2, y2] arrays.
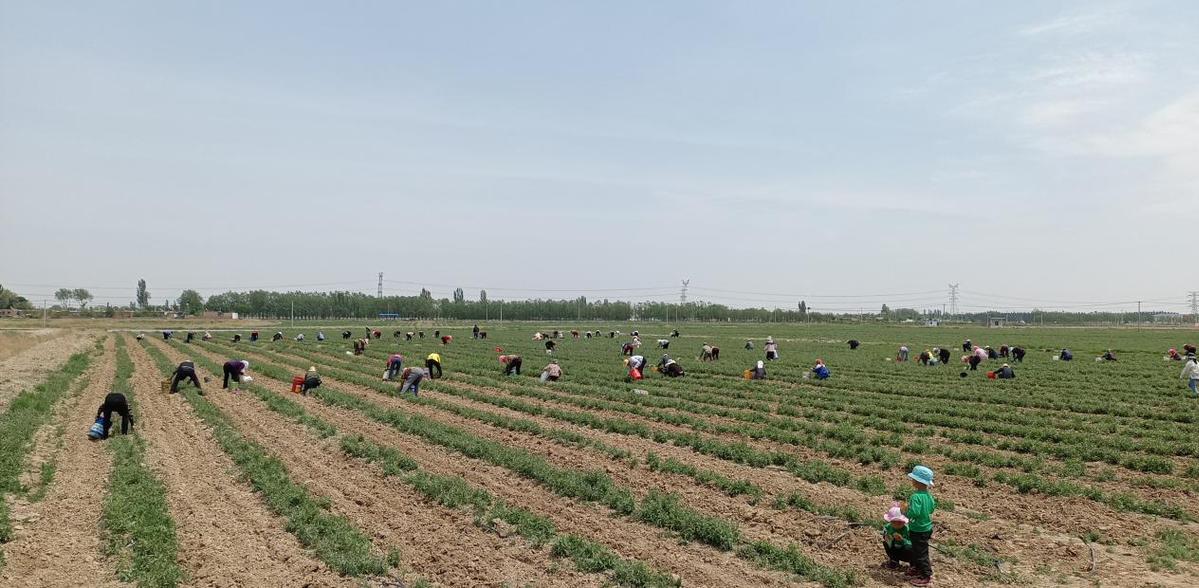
[[1, 323, 1197, 587]]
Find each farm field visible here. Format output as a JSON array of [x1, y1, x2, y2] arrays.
[[1, 323, 1198, 587]]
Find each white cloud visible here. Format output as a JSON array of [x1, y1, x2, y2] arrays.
[[1018, 5, 1126, 37]]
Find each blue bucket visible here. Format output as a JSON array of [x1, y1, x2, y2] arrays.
[[87, 418, 106, 440]]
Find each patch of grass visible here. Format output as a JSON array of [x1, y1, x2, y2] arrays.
[[735, 541, 856, 588], [0, 348, 94, 547], [1147, 529, 1199, 571], [772, 491, 868, 525], [139, 340, 390, 577], [101, 338, 183, 587], [636, 490, 742, 550], [342, 433, 672, 585], [644, 452, 762, 500]]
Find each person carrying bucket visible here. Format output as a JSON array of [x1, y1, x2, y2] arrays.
[[222, 359, 250, 389], [93, 392, 134, 439], [625, 355, 647, 380]]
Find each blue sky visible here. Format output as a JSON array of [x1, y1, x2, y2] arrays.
[[1, 1, 1195, 313]]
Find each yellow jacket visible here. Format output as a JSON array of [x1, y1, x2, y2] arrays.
[[427, 353, 442, 363]]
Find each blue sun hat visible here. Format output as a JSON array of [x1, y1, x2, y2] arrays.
[[908, 465, 935, 487]]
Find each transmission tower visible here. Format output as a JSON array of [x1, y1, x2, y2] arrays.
[[947, 283, 959, 318], [680, 279, 690, 305], [377, 272, 383, 298], [1190, 291, 1198, 325]]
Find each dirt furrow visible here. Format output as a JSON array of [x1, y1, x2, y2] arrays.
[[0, 329, 99, 413], [1, 337, 127, 588], [153, 339, 606, 588], [123, 337, 360, 588], [178, 341, 799, 587]]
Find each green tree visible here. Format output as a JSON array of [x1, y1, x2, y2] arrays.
[[178, 289, 204, 315], [72, 288, 93, 309], [419, 288, 432, 300], [0, 284, 33, 310], [136, 279, 150, 308], [54, 288, 73, 308], [798, 300, 807, 314], [453, 287, 465, 303], [479, 289, 487, 303]]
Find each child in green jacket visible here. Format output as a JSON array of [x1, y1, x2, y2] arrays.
[[904, 465, 937, 586], [881, 504, 912, 570]]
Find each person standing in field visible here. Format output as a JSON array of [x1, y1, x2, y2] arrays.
[[170, 360, 202, 394], [95, 392, 134, 438], [185, 331, 195, 343], [473, 324, 480, 339], [764, 337, 780, 361], [426, 352, 443, 379], [222, 359, 250, 389], [962, 339, 972, 353], [500, 354, 522, 376], [1181, 353, 1199, 397], [250, 331, 259, 342], [540, 360, 563, 382], [904, 466, 937, 586], [386, 353, 404, 380]]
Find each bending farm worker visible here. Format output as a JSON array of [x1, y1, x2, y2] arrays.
[[500, 354, 522, 376], [937, 348, 951, 365], [399, 367, 428, 396], [95, 392, 134, 439], [811, 359, 830, 380], [745, 339, 755, 350], [222, 359, 249, 389], [317, 331, 326, 341], [897, 346, 909, 362], [847, 339, 859, 350], [202, 331, 212, 341], [170, 360, 202, 394], [1059, 348, 1073, 361], [426, 352, 443, 379], [1010, 346, 1025, 362], [540, 360, 563, 382], [657, 354, 685, 377], [302, 367, 321, 395], [658, 338, 670, 350], [995, 363, 1015, 379], [294, 333, 304, 342], [386, 353, 405, 380], [272, 331, 283, 342], [750, 360, 766, 380]]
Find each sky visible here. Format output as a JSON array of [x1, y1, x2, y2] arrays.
[[1, 1, 1196, 314]]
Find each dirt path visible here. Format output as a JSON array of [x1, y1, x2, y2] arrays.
[[0, 338, 127, 588], [122, 337, 360, 588], [0, 329, 98, 413], [152, 339, 609, 587]]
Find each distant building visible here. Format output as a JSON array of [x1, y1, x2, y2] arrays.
[[988, 317, 1007, 328], [0, 308, 24, 318]]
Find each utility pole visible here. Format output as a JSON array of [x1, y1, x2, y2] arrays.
[[499, 300, 503, 323], [680, 279, 690, 322], [947, 283, 959, 319], [377, 272, 383, 298], [290, 300, 294, 327], [43, 300, 47, 327]]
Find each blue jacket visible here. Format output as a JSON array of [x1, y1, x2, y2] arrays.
[[813, 365, 830, 379]]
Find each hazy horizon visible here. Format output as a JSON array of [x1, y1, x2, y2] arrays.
[[2, 2, 1195, 313]]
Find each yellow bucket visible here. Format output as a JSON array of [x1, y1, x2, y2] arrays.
[[742, 369, 753, 380]]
